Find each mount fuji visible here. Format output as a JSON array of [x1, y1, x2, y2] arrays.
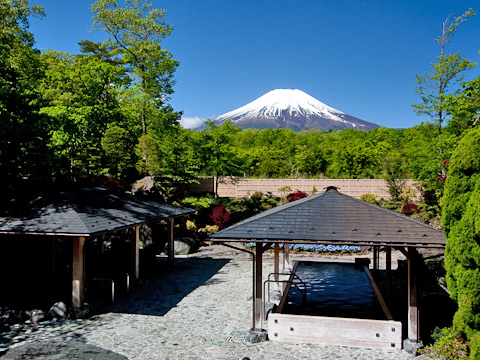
[[215, 89, 380, 131]]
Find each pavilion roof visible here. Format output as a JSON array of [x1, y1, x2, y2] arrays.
[[210, 187, 446, 248], [0, 188, 194, 236]]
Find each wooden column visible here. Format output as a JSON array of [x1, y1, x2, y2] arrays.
[[72, 236, 85, 312], [386, 246, 392, 293], [407, 248, 420, 342], [283, 243, 291, 271], [168, 218, 175, 265], [373, 246, 379, 270], [254, 244, 264, 331], [274, 243, 280, 285], [130, 226, 140, 280], [386, 247, 392, 275]]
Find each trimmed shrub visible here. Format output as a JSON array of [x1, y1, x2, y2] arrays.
[[400, 203, 420, 216], [210, 205, 231, 229], [286, 190, 308, 202], [442, 128, 480, 346]]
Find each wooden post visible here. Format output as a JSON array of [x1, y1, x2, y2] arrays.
[[386, 246, 392, 294], [254, 244, 264, 331], [283, 243, 291, 271], [168, 218, 174, 265], [274, 243, 280, 287], [72, 236, 85, 312], [373, 246, 379, 270], [130, 226, 140, 280], [408, 248, 420, 342], [386, 247, 392, 275]]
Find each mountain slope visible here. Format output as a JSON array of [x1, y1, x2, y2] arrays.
[[215, 89, 380, 131]]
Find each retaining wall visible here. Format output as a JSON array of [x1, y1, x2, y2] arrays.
[[187, 177, 420, 200]]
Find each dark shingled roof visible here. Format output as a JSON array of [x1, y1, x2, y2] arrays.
[[210, 187, 446, 247], [0, 188, 194, 236]]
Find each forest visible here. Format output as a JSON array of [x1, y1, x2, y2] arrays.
[[1, 0, 479, 211], [2, 0, 480, 357]]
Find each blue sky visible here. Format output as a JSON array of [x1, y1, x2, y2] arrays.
[[29, 0, 480, 129]]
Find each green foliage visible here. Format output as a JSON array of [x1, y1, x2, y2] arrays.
[[413, 9, 476, 136], [447, 76, 480, 136], [101, 126, 135, 176], [39, 51, 128, 179], [136, 134, 161, 175], [0, 0, 54, 206], [91, 0, 179, 135], [418, 327, 468, 359], [443, 128, 480, 340]]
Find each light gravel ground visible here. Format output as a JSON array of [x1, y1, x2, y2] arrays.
[[0, 245, 416, 360]]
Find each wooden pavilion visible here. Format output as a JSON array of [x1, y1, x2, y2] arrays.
[[209, 186, 447, 348], [0, 188, 194, 315]]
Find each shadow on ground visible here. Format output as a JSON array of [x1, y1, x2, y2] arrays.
[[94, 256, 230, 316]]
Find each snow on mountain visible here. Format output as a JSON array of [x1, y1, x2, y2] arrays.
[[215, 89, 380, 131]]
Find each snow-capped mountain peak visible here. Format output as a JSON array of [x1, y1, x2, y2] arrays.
[[215, 89, 379, 131]]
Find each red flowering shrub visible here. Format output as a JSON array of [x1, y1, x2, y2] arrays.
[[400, 203, 420, 216], [85, 175, 125, 191], [286, 190, 309, 203], [210, 205, 231, 229]]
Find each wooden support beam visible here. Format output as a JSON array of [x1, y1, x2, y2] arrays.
[[254, 244, 264, 331], [130, 226, 140, 280], [385, 246, 392, 294], [274, 243, 280, 285], [283, 243, 291, 271], [168, 218, 174, 265], [395, 246, 409, 258], [407, 248, 420, 342], [72, 236, 85, 313], [386, 247, 392, 275], [373, 246, 379, 270]]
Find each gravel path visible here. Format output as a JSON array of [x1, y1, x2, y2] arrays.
[[0, 245, 416, 359]]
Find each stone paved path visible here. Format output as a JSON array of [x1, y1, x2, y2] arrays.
[[1, 245, 415, 359]]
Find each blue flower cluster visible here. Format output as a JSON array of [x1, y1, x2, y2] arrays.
[[245, 242, 361, 253]]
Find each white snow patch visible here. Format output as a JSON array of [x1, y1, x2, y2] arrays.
[[216, 89, 350, 124]]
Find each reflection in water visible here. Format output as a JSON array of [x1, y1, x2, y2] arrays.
[[282, 261, 384, 320]]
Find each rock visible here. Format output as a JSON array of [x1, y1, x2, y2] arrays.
[[131, 176, 155, 195], [1, 340, 128, 360], [49, 302, 67, 319], [173, 237, 195, 255], [30, 309, 46, 323]]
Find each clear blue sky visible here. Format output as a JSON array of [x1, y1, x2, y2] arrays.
[[29, 0, 480, 129]]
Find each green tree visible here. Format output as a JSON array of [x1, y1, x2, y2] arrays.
[[0, 0, 50, 206], [91, 0, 179, 135], [443, 128, 480, 355], [39, 51, 127, 179], [446, 75, 480, 136], [101, 126, 135, 176], [200, 120, 242, 196], [412, 9, 476, 138]]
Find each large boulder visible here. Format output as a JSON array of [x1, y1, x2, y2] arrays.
[[173, 237, 196, 255]]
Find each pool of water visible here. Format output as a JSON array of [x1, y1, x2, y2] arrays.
[[282, 261, 384, 320]]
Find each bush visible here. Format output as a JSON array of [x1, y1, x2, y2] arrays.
[[360, 193, 379, 204], [400, 203, 420, 216], [417, 327, 468, 359], [210, 205, 231, 229], [286, 190, 308, 202], [443, 128, 480, 339]]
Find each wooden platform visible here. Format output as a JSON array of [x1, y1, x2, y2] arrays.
[[268, 313, 402, 350]]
